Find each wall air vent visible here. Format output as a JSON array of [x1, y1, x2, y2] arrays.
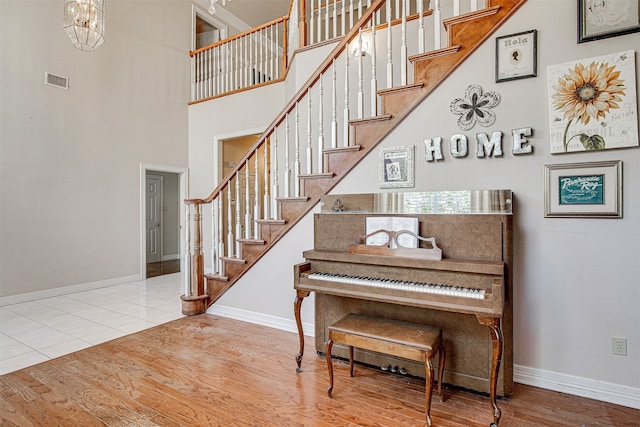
[[44, 72, 69, 90]]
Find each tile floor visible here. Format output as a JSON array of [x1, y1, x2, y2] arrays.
[[0, 273, 184, 375]]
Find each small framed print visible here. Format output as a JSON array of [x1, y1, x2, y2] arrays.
[[578, 0, 640, 43], [379, 145, 414, 189], [544, 160, 622, 218], [495, 30, 537, 83]]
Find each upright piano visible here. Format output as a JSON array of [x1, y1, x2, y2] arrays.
[[293, 190, 513, 424]]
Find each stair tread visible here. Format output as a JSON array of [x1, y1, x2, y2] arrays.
[[205, 273, 229, 281], [220, 256, 247, 264]]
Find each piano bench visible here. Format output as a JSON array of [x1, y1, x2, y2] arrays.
[[326, 313, 445, 427]]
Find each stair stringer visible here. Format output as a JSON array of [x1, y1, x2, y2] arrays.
[[204, 0, 528, 307]]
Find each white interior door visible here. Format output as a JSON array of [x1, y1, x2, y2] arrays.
[[146, 175, 163, 263]]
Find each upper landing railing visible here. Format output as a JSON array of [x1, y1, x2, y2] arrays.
[[190, 0, 487, 103]]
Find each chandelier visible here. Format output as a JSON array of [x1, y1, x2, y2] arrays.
[[63, 0, 105, 52], [209, 0, 233, 14]]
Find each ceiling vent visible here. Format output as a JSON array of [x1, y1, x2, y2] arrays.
[[44, 72, 69, 90]]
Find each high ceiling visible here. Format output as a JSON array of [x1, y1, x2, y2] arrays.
[[208, 0, 292, 29]]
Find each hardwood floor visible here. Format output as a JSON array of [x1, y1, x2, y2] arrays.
[[1, 315, 638, 426]]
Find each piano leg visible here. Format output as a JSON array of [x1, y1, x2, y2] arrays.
[[294, 290, 311, 372], [477, 316, 503, 426]]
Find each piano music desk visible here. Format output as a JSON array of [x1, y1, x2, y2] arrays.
[[326, 313, 445, 427]]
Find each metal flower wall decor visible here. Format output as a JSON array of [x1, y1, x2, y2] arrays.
[[450, 84, 501, 131]]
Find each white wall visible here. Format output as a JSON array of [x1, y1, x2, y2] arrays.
[[0, 0, 191, 297], [190, 0, 640, 407]]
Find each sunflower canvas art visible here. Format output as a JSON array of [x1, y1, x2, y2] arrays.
[[547, 50, 638, 153]]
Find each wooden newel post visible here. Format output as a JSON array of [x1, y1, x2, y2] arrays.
[[181, 199, 209, 315]]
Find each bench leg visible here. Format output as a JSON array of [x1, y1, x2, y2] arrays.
[[325, 338, 334, 397], [438, 341, 446, 402], [349, 345, 354, 377], [424, 351, 434, 427]]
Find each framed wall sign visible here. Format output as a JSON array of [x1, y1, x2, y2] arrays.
[[544, 160, 622, 218], [578, 0, 640, 43], [495, 29, 537, 82], [379, 145, 414, 188]]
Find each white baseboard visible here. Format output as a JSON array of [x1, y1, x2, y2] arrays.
[[514, 365, 640, 410], [209, 305, 639, 410], [206, 305, 315, 338], [0, 274, 142, 307]]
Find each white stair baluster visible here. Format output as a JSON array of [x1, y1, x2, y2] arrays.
[[284, 114, 291, 197], [211, 197, 216, 272], [434, 0, 441, 50], [386, 0, 393, 88], [357, 29, 364, 119], [331, 60, 338, 149], [275, 23, 280, 79], [454, 0, 460, 16], [370, 21, 378, 117], [349, 0, 354, 30], [332, 0, 337, 39], [341, 0, 346, 36], [395, 0, 400, 19], [253, 153, 260, 239], [358, 0, 363, 20], [318, 75, 324, 173], [217, 198, 224, 272], [317, 0, 322, 43], [325, 0, 329, 41], [270, 25, 275, 81], [306, 88, 313, 173], [272, 130, 280, 219], [263, 139, 270, 219], [418, 0, 425, 53], [310, 0, 315, 45], [235, 172, 241, 256], [401, 0, 407, 86], [227, 183, 234, 257], [245, 163, 251, 239], [343, 53, 350, 147], [294, 102, 301, 197]]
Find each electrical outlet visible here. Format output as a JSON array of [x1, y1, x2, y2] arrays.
[[612, 337, 627, 356]]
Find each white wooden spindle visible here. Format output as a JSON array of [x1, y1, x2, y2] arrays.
[[235, 172, 241, 256], [306, 88, 313, 173], [275, 24, 280, 78], [190, 56, 195, 102], [386, 0, 393, 87], [332, 0, 337, 39], [310, 0, 315, 45], [343, 53, 350, 147], [227, 183, 234, 257], [331, 60, 338, 148], [325, 0, 329, 41], [371, 21, 378, 117], [244, 164, 251, 239], [317, 1, 322, 43], [204, 50, 209, 99], [184, 204, 191, 296], [253, 154, 260, 239], [401, 0, 407, 85], [260, 29, 265, 83], [358, 0, 363, 20], [235, 39, 239, 89], [269, 25, 274, 81], [418, 0, 425, 53], [263, 139, 270, 218], [217, 198, 224, 272], [454, 0, 460, 16], [471, 0, 479, 12], [211, 197, 216, 272], [357, 29, 364, 118], [349, 0, 354, 29], [318, 75, 325, 173], [272, 130, 280, 219], [434, 0, 441, 50], [341, 0, 346, 36], [294, 102, 301, 196], [284, 114, 291, 197]]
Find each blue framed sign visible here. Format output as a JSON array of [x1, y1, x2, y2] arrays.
[[545, 161, 622, 218]]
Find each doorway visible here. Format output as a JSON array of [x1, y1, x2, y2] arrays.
[[141, 164, 188, 280]]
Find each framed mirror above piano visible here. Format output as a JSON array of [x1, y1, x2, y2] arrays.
[[294, 190, 514, 400]]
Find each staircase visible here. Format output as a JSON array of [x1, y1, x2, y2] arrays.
[[182, 0, 527, 315]]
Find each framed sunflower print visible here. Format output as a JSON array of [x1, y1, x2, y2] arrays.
[[544, 160, 622, 218], [578, 0, 640, 43], [495, 30, 537, 82], [547, 50, 638, 154]]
